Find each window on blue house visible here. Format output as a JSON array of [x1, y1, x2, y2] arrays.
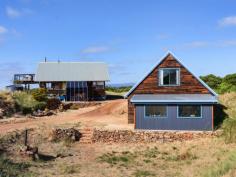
[[145, 105, 167, 118], [159, 68, 180, 86], [178, 105, 202, 118]]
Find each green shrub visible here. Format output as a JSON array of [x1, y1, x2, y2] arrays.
[[31, 88, 47, 102], [13, 91, 40, 114], [218, 82, 235, 94], [34, 101, 47, 111], [22, 106, 33, 115], [46, 98, 61, 110]]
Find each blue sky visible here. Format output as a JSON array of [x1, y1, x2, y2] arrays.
[[0, 0, 236, 88]]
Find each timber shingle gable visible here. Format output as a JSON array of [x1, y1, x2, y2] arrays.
[[125, 53, 217, 98]]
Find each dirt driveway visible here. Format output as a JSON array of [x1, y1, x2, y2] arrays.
[[0, 99, 133, 135]]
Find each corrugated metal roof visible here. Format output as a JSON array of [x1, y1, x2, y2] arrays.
[[130, 94, 218, 103], [35, 62, 109, 82]]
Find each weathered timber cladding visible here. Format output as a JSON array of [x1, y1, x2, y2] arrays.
[[128, 54, 211, 123]]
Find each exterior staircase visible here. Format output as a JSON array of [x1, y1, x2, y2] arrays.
[[79, 127, 94, 144]]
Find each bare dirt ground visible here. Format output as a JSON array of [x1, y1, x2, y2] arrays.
[[0, 99, 132, 135]]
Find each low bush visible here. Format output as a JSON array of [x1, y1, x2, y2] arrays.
[[34, 101, 47, 111], [13, 91, 38, 114], [13, 91, 47, 114], [46, 98, 61, 110], [30, 88, 48, 102], [0, 91, 15, 117]]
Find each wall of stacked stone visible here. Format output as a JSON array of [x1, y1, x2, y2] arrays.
[[49, 128, 82, 142], [92, 129, 220, 143]]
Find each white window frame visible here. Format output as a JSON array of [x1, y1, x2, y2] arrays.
[[144, 105, 168, 118], [159, 68, 180, 86], [177, 105, 202, 119]]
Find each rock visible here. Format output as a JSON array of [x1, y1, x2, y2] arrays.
[[0, 109, 4, 118], [49, 128, 82, 142]]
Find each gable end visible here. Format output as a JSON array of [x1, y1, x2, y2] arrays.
[[124, 53, 218, 98]]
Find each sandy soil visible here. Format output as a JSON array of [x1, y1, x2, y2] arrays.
[[0, 99, 132, 135]]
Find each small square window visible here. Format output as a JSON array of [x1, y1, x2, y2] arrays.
[[159, 68, 180, 86], [145, 105, 167, 118]]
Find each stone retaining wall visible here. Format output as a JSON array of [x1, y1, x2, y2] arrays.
[[92, 129, 221, 143], [49, 128, 82, 142]]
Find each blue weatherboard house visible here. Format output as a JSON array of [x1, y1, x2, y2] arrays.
[[125, 53, 218, 131]]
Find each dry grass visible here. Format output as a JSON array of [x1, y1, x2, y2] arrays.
[[2, 130, 236, 177], [219, 93, 236, 143], [219, 92, 236, 117]]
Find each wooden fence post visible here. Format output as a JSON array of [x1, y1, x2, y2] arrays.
[[24, 129, 28, 146]]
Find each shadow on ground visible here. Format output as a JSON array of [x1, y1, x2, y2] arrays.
[[38, 153, 56, 161]]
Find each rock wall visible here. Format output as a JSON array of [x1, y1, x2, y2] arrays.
[[49, 128, 82, 142], [92, 129, 220, 143]]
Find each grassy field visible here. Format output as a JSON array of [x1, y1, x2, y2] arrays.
[[1, 131, 236, 177], [106, 90, 127, 97]]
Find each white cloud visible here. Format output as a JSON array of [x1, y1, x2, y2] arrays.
[[6, 6, 21, 18], [219, 16, 236, 26], [5, 6, 33, 19], [178, 41, 209, 49], [0, 26, 8, 34], [219, 40, 236, 47], [81, 46, 110, 54], [174, 40, 236, 50]]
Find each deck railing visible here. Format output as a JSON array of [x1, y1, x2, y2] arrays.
[[14, 74, 36, 83]]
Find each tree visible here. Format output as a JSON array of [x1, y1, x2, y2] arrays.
[[200, 74, 222, 90], [223, 74, 236, 85]]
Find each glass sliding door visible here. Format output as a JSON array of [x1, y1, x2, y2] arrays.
[[66, 81, 88, 101]]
